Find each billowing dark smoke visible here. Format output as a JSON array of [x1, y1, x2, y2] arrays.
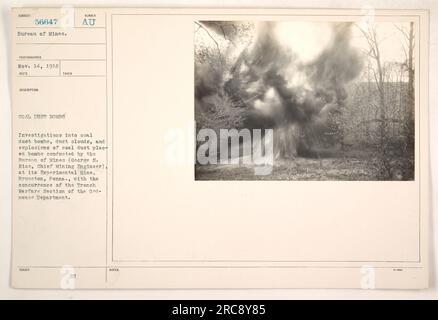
[[223, 22, 363, 158], [307, 24, 363, 104]]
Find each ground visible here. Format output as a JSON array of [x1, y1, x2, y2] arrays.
[[195, 148, 414, 181]]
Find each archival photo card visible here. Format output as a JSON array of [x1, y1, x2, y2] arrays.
[[10, 8, 429, 289]]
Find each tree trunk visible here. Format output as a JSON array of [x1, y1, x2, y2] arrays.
[[406, 21, 415, 151]]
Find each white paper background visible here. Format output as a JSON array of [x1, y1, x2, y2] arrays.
[[0, 0, 437, 299]]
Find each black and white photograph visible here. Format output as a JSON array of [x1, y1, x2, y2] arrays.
[[195, 20, 416, 181]]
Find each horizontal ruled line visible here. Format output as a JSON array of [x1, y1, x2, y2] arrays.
[[16, 265, 424, 269], [15, 26, 105, 29], [17, 75, 106, 78], [16, 42, 106, 45], [16, 59, 106, 61]]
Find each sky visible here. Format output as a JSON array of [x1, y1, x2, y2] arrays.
[[196, 20, 413, 65], [273, 21, 412, 65]]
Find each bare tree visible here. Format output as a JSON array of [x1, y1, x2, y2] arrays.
[[395, 22, 415, 151], [356, 23, 388, 146]]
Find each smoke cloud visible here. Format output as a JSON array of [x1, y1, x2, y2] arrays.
[[196, 21, 363, 158]]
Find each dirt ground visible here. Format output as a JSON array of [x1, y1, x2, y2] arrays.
[[195, 148, 414, 181]]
